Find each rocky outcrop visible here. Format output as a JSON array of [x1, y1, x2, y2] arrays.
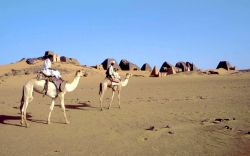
[[60, 56, 80, 65], [175, 62, 189, 72], [101, 58, 120, 70], [119, 59, 139, 71], [186, 62, 198, 71]]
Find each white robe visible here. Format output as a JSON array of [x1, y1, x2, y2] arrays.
[[41, 58, 61, 78], [108, 65, 115, 78]]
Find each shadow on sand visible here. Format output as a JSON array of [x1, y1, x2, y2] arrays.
[[28, 118, 66, 125], [0, 114, 32, 127], [64, 102, 98, 110], [1, 103, 99, 127]]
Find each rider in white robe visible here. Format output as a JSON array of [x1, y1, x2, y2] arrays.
[[106, 61, 120, 83], [42, 57, 61, 79]]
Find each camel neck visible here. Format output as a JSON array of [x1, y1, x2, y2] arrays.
[[65, 75, 81, 92], [121, 78, 129, 87]]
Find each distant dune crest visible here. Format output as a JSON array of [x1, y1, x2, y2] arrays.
[[0, 51, 239, 77]]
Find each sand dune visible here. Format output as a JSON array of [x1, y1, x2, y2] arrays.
[[0, 62, 250, 156]]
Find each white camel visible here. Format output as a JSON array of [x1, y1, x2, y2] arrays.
[[99, 73, 132, 111], [20, 70, 86, 127]]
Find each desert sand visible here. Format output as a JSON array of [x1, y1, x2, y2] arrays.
[[0, 61, 250, 156]]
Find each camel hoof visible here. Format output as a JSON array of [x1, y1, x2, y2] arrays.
[[24, 123, 29, 128], [100, 108, 103, 111], [66, 121, 70, 124], [20, 121, 28, 127], [47, 121, 51, 124]]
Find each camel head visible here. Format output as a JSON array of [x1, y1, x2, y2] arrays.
[[125, 73, 132, 79], [75, 70, 88, 77]]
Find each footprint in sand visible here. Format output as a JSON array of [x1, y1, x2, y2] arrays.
[[201, 118, 236, 131], [138, 124, 174, 142], [245, 131, 250, 138], [197, 96, 207, 100], [201, 118, 235, 125], [237, 130, 250, 138]]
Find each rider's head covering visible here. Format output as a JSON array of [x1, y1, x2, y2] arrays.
[[111, 60, 115, 65]]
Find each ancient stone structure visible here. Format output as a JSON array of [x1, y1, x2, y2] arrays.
[[119, 59, 139, 71], [150, 66, 159, 77], [101, 58, 120, 70], [216, 61, 235, 70], [141, 63, 152, 71]]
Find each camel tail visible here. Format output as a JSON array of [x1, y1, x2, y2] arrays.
[[20, 86, 24, 113], [99, 83, 102, 95]]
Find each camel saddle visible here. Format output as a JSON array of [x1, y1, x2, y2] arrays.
[[37, 72, 67, 96], [107, 77, 120, 88]]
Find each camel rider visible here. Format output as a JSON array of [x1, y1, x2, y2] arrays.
[[106, 60, 120, 83], [42, 55, 62, 79], [113, 68, 121, 80]]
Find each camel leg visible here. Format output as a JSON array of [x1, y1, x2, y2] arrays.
[[21, 94, 32, 127], [100, 95, 102, 111], [47, 99, 55, 124], [21, 86, 33, 127], [99, 84, 107, 111], [100, 84, 107, 111], [108, 91, 115, 109], [21, 100, 29, 127], [20, 100, 25, 126], [99, 94, 104, 111], [29, 96, 34, 103], [118, 90, 121, 109], [21, 104, 25, 126], [60, 94, 69, 124]]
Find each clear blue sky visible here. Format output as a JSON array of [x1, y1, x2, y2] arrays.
[[0, 0, 250, 69]]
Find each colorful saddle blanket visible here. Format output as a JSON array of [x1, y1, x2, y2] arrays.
[[37, 72, 67, 96]]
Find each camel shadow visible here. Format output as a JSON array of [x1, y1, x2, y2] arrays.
[[0, 114, 32, 127], [27, 118, 65, 125], [64, 102, 98, 110], [27, 118, 48, 124]]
